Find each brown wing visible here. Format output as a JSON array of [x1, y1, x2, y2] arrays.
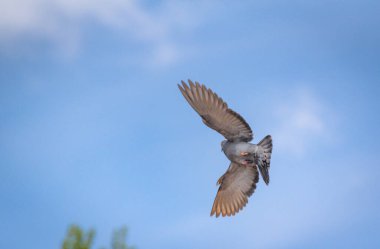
[[178, 79, 253, 142], [210, 163, 259, 217]]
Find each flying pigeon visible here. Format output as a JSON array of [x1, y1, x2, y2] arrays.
[[178, 79, 273, 217]]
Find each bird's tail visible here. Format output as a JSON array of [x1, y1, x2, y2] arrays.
[[257, 135, 272, 185]]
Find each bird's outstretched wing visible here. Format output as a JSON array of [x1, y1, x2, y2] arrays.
[[178, 79, 253, 142], [211, 163, 259, 217]]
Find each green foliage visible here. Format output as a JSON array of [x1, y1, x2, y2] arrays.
[[62, 225, 95, 249], [111, 226, 135, 249], [62, 225, 135, 249]]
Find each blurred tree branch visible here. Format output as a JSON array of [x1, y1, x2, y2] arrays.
[[62, 225, 95, 249], [62, 225, 134, 249], [111, 226, 135, 249]]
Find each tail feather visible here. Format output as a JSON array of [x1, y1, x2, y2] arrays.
[[257, 135, 272, 185]]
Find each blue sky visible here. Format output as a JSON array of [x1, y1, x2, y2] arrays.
[[1, 0, 379, 248]]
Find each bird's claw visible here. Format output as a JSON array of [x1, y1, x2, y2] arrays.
[[242, 159, 254, 165]]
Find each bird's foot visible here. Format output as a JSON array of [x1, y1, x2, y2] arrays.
[[242, 159, 254, 165]]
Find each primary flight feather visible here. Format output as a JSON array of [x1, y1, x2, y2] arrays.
[[178, 79, 273, 218]]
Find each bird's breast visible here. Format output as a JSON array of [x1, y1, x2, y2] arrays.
[[223, 142, 254, 162]]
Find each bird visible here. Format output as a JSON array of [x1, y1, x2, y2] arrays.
[[178, 79, 273, 218]]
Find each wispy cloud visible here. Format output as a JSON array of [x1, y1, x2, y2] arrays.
[[271, 87, 334, 156], [0, 0, 212, 66]]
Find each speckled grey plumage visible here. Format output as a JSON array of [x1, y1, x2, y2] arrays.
[[178, 79, 273, 218]]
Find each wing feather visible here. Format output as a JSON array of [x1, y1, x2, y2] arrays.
[[178, 79, 253, 142], [210, 163, 259, 217]]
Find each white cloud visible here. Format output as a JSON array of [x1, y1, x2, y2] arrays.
[[0, 0, 211, 66], [271, 87, 334, 156]]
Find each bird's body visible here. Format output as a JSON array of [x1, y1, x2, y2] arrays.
[[178, 79, 273, 217], [222, 140, 259, 165]]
